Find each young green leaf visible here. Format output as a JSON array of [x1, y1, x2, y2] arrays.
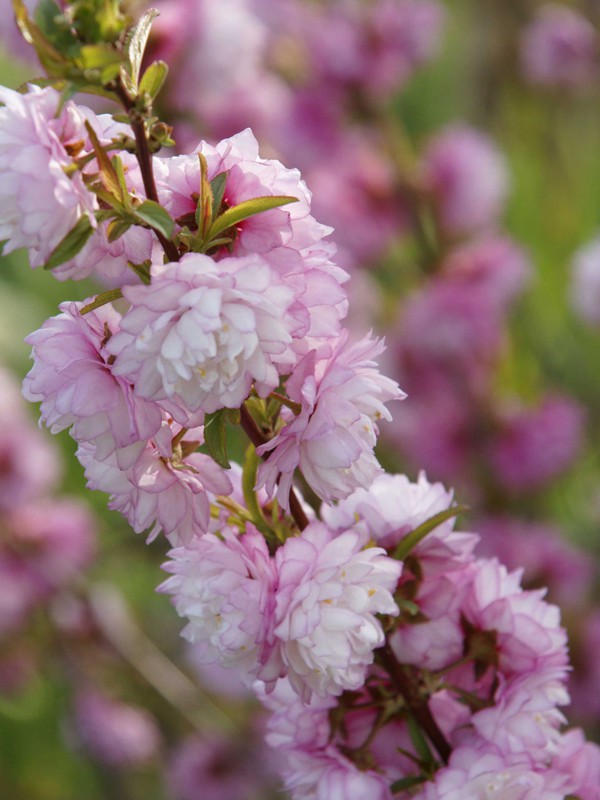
[[127, 260, 152, 285], [209, 171, 229, 219], [122, 8, 159, 95], [111, 155, 130, 204], [84, 120, 122, 199], [78, 43, 122, 72], [241, 444, 272, 537], [203, 409, 231, 470], [206, 195, 297, 243], [106, 217, 132, 243], [196, 153, 213, 238], [80, 288, 123, 315], [133, 200, 175, 240], [43, 216, 94, 270], [139, 60, 169, 99], [392, 505, 469, 562]]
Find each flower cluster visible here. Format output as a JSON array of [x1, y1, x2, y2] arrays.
[[5, 3, 600, 798]]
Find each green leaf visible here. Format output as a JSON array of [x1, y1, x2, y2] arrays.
[[206, 195, 297, 243], [43, 216, 94, 270], [392, 505, 469, 562], [127, 260, 152, 285], [106, 217, 132, 243], [196, 153, 213, 238], [139, 60, 169, 99], [80, 288, 123, 315], [241, 444, 272, 536], [34, 0, 79, 56], [134, 200, 175, 240], [78, 43, 122, 71], [122, 7, 159, 95], [210, 171, 229, 219], [111, 155, 130, 203], [13, 0, 70, 76], [406, 713, 435, 766], [203, 409, 231, 469], [84, 120, 122, 199], [390, 775, 425, 794]]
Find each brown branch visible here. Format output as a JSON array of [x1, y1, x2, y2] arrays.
[[115, 84, 180, 263], [240, 404, 309, 532], [378, 642, 451, 764]]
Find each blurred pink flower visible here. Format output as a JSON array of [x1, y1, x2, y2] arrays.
[[422, 125, 509, 237], [521, 4, 598, 90], [488, 395, 584, 493], [75, 690, 161, 767]]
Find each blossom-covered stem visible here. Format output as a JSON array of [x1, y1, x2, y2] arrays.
[[240, 404, 309, 531], [378, 642, 451, 764], [115, 82, 180, 263]]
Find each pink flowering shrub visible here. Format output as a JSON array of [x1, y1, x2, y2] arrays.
[[4, 3, 600, 798]]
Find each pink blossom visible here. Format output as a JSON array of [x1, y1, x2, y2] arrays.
[[521, 5, 598, 90], [259, 677, 336, 752], [156, 129, 348, 349], [0, 86, 94, 268], [78, 420, 231, 545], [422, 125, 509, 236], [390, 565, 475, 671], [160, 525, 278, 677], [273, 522, 401, 700], [260, 681, 392, 800], [23, 301, 163, 468], [416, 743, 570, 800], [323, 471, 478, 568], [109, 253, 298, 415], [75, 690, 161, 767], [461, 558, 569, 677], [276, 746, 392, 800], [553, 729, 600, 800], [257, 332, 404, 507], [472, 669, 570, 762]]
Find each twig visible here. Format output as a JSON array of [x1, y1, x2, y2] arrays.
[[378, 643, 451, 764], [240, 404, 309, 532]]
